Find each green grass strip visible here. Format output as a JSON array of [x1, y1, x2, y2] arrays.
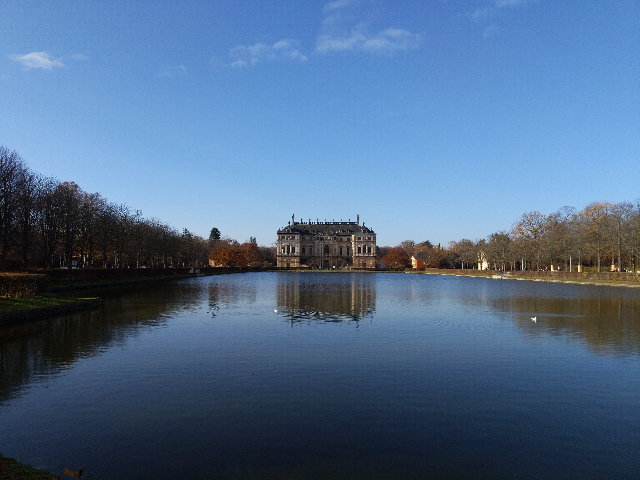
[[0, 453, 57, 479], [0, 294, 83, 315]]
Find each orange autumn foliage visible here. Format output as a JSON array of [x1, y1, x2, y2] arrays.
[[209, 238, 263, 267], [380, 247, 411, 269]]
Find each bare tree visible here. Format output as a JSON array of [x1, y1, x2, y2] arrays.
[[579, 202, 613, 272], [14, 168, 39, 268], [56, 182, 82, 268], [0, 147, 26, 268], [543, 206, 576, 271], [610, 202, 634, 271], [36, 177, 62, 268], [511, 211, 547, 270], [485, 232, 512, 271], [399, 240, 416, 258], [458, 239, 477, 270]]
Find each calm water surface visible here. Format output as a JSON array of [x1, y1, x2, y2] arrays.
[[1, 272, 639, 479]]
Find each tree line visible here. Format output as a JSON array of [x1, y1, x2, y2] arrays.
[[4, 145, 639, 273], [0, 146, 214, 270], [382, 202, 640, 273]]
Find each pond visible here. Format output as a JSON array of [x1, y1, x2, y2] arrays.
[[1, 272, 639, 479]]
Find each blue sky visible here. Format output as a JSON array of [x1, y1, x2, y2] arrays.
[[1, 0, 638, 247]]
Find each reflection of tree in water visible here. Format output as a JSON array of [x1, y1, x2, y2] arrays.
[[207, 281, 257, 317], [488, 293, 640, 357], [0, 281, 205, 404], [276, 273, 376, 325]]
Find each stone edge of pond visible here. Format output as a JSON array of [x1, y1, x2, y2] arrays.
[[412, 270, 640, 288], [44, 269, 253, 293], [45, 273, 196, 293], [0, 453, 58, 479], [0, 298, 104, 326]]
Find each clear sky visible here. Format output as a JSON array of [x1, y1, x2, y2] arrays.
[[1, 0, 638, 247]]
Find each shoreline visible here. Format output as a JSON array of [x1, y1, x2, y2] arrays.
[[413, 269, 640, 288], [1, 274, 188, 325], [0, 269, 252, 325], [45, 273, 196, 293], [0, 297, 104, 325]]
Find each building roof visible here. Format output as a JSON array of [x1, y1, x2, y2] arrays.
[[277, 219, 375, 236]]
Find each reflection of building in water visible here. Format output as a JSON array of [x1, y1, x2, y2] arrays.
[[276, 214, 377, 269], [276, 274, 376, 323]]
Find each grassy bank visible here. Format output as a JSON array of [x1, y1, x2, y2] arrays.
[[0, 454, 57, 480], [0, 294, 103, 325]]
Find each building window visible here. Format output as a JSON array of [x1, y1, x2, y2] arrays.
[[367, 246, 371, 254], [310, 247, 313, 255], [286, 245, 290, 254], [324, 245, 329, 255], [347, 248, 350, 255], [339, 247, 343, 255], [292, 246, 295, 254], [302, 247, 305, 254], [357, 246, 362, 254]]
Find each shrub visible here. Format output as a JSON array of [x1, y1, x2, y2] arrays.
[[0, 273, 48, 298]]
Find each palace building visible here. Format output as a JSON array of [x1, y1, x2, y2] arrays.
[[276, 215, 377, 269]]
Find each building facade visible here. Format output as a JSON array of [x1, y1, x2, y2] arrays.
[[277, 215, 377, 269]]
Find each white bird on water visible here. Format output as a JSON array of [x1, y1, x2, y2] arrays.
[[531, 316, 537, 323], [274, 309, 279, 313]]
